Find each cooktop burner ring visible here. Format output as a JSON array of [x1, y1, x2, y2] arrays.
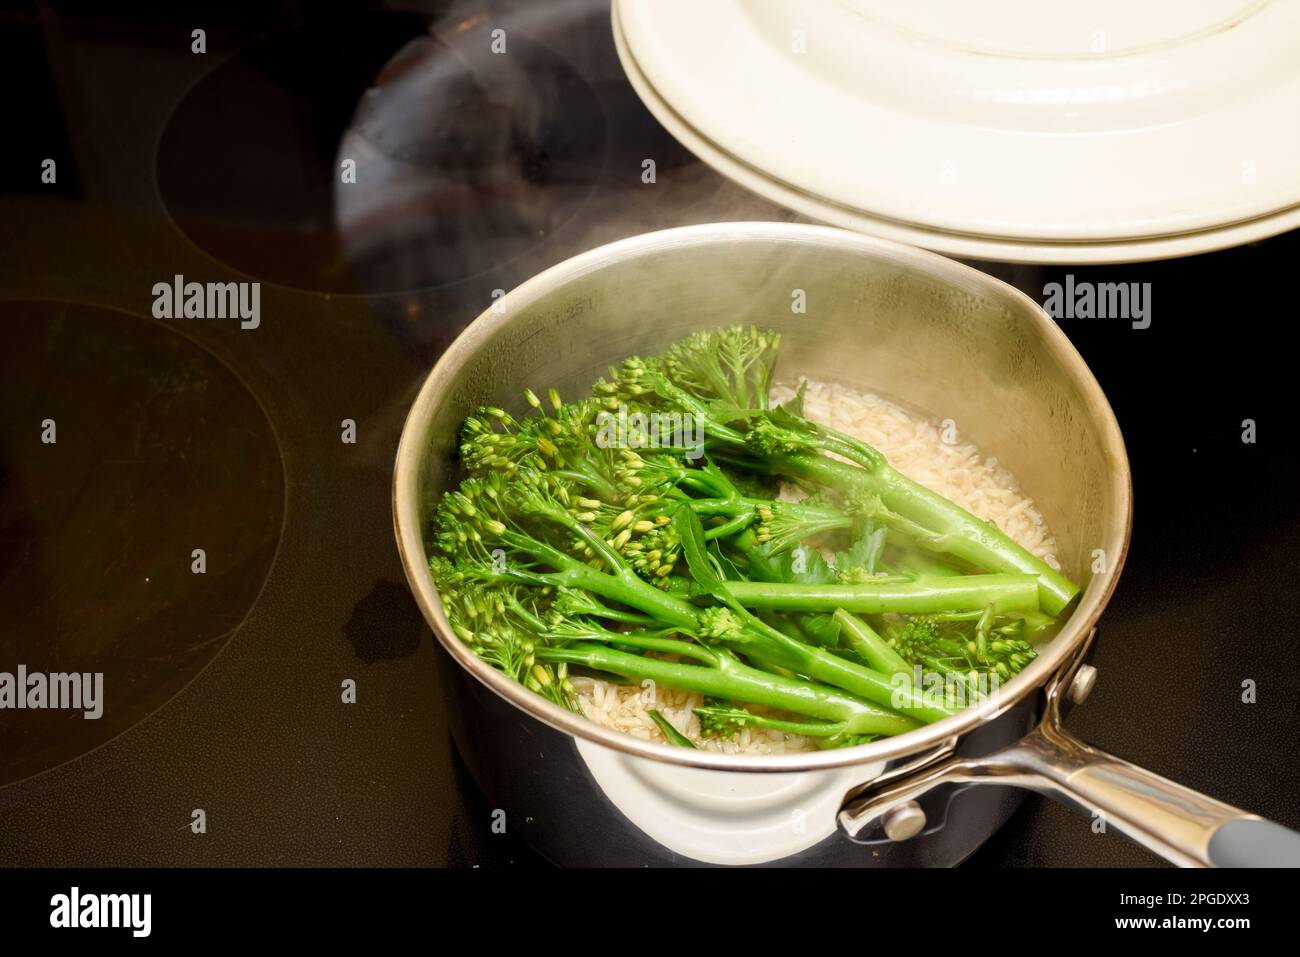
[[0, 300, 286, 788]]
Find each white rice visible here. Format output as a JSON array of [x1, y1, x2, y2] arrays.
[[575, 378, 1059, 754]]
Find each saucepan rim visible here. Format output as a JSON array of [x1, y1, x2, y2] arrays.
[[393, 222, 1132, 773]]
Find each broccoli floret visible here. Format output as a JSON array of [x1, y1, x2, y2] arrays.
[[890, 615, 1038, 683]]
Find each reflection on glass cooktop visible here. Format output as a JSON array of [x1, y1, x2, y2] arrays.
[[336, 20, 606, 293], [157, 10, 607, 295], [0, 302, 284, 786], [155, 12, 428, 293]]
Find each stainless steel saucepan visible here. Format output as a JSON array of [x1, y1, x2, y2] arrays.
[[394, 222, 1300, 867]]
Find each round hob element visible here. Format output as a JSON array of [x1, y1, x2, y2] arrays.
[[156, 12, 428, 293], [0, 302, 285, 786]]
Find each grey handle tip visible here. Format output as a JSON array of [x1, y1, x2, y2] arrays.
[[1209, 818, 1300, 868]]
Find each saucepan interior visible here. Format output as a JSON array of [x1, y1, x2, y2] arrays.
[[393, 222, 1131, 772]]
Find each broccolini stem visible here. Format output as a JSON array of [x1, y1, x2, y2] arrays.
[[681, 497, 747, 515], [549, 467, 619, 501], [833, 609, 911, 677], [498, 526, 702, 629], [538, 643, 920, 737], [579, 569, 703, 631], [572, 603, 657, 627], [724, 621, 953, 723], [604, 633, 719, 666], [722, 574, 1039, 615], [703, 512, 754, 540], [693, 705, 847, 738], [768, 452, 1078, 614]]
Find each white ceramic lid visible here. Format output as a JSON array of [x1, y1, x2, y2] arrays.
[[614, 0, 1300, 256]]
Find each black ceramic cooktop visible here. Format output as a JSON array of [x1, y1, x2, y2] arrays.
[[1, 0, 1296, 868]]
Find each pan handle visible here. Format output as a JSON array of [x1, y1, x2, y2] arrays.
[[839, 631, 1300, 867]]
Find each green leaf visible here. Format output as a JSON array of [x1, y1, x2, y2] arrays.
[[777, 379, 807, 417], [648, 709, 697, 748], [745, 539, 835, 586], [796, 612, 842, 649], [833, 524, 889, 581], [673, 506, 727, 594], [707, 539, 745, 581]]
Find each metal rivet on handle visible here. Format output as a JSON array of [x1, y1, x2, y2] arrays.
[[882, 801, 927, 841], [1069, 664, 1098, 704]]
